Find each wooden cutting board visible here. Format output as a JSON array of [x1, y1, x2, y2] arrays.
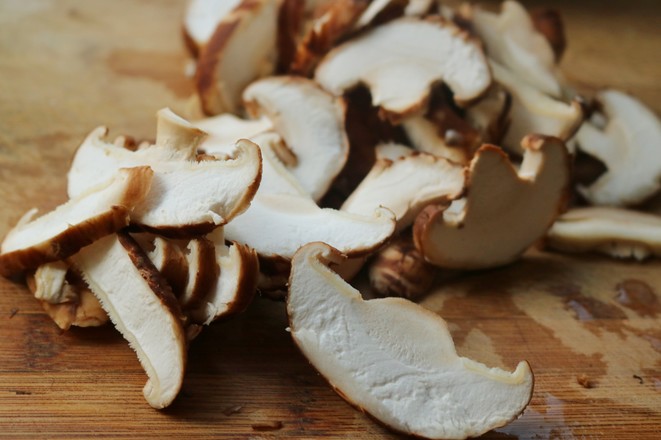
[[0, 0, 659, 438]]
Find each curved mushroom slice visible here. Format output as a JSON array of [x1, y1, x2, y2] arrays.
[[183, 0, 242, 56], [194, 114, 273, 154], [545, 207, 661, 261], [146, 236, 189, 298], [68, 113, 262, 235], [466, 0, 561, 97], [71, 233, 187, 409], [414, 135, 570, 270], [315, 17, 491, 121], [243, 76, 349, 201], [31, 261, 70, 303], [0, 167, 153, 277], [492, 61, 582, 155], [575, 90, 661, 206], [180, 237, 218, 308], [287, 242, 534, 439], [342, 144, 464, 231], [195, 0, 279, 115], [225, 194, 395, 259], [188, 228, 259, 324]]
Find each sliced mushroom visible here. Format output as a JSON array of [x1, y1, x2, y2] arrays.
[[402, 90, 483, 164], [146, 236, 189, 298], [315, 17, 491, 122], [195, 0, 279, 115], [491, 60, 582, 155], [224, 194, 395, 259], [182, 0, 242, 57], [466, 0, 561, 97], [575, 90, 661, 206], [287, 242, 534, 439], [68, 109, 262, 235], [193, 114, 273, 154], [414, 135, 570, 270], [342, 143, 464, 231], [71, 233, 187, 409], [243, 76, 349, 200], [464, 84, 511, 146], [27, 262, 108, 330], [0, 167, 153, 277], [368, 232, 437, 300], [545, 207, 661, 261], [188, 228, 259, 324], [289, 0, 370, 75], [180, 237, 219, 308]]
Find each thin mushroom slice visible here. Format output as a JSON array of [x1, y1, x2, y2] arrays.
[[224, 194, 395, 259], [342, 143, 464, 231], [243, 76, 349, 201], [545, 207, 661, 261], [575, 90, 661, 206], [0, 167, 153, 277], [71, 233, 187, 409], [414, 135, 570, 270], [188, 228, 259, 325], [180, 237, 219, 308], [193, 114, 273, 155], [465, 0, 561, 97], [491, 60, 582, 155], [146, 236, 189, 298], [195, 0, 279, 115], [287, 242, 534, 440], [68, 109, 262, 235], [183, 0, 242, 56], [315, 17, 491, 122]]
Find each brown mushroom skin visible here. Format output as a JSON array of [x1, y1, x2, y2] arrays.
[[530, 8, 566, 62], [368, 233, 437, 301]]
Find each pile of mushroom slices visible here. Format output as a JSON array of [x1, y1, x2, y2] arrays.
[[180, 0, 661, 436], [0, 0, 658, 437]]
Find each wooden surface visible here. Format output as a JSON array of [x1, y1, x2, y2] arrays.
[[0, 0, 660, 438]]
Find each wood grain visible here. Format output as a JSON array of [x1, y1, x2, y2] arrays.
[[1, 1, 660, 439]]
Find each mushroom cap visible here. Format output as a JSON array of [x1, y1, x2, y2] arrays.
[[72, 233, 187, 409], [315, 17, 491, 121], [545, 207, 661, 260], [342, 144, 464, 231], [243, 76, 349, 201], [224, 194, 395, 259], [0, 167, 153, 277], [468, 0, 560, 96], [576, 90, 661, 206], [414, 134, 571, 270], [287, 242, 534, 439], [195, 0, 279, 115]]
